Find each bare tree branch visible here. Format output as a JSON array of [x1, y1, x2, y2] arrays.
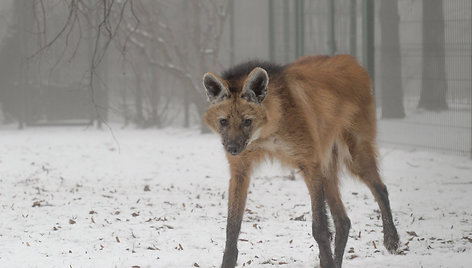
[[29, 0, 232, 130]]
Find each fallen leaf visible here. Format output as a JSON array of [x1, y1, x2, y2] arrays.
[[406, 231, 418, 237], [462, 236, 472, 243], [290, 214, 305, 221]]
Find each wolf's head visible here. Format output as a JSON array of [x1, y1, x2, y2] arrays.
[[203, 67, 269, 156]]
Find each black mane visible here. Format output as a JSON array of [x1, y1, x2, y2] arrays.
[[221, 60, 286, 81]]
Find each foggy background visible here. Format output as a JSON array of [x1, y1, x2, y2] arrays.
[[1, 1, 472, 267], [0, 0, 470, 156]]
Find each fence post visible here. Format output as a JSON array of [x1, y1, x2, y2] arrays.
[[283, 1, 290, 63], [295, 0, 305, 58], [268, 0, 275, 61], [362, 0, 375, 81], [329, 0, 337, 56], [229, 0, 235, 66], [350, 0, 357, 57]]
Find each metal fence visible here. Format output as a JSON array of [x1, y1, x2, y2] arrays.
[[3, 0, 470, 157], [240, 0, 472, 157], [388, 0, 471, 157]]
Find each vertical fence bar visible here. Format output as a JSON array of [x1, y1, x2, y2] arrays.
[[363, 0, 375, 82], [229, 0, 235, 66], [268, 0, 275, 61], [283, 0, 290, 63], [295, 0, 305, 58], [295, 0, 300, 58], [300, 0, 305, 57], [470, 0, 472, 158], [350, 0, 357, 57], [329, 0, 336, 56]]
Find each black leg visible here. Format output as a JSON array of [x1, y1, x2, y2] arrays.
[[301, 164, 335, 268], [221, 173, 250, 268], [324, 180, 351, 268], [347, 141, 400, 253], [370, 182, 399, 253]]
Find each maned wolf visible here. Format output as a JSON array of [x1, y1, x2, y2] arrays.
[[203, 55, 399, 268]]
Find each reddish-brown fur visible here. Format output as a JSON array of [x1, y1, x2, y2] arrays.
[[203, 55, 399, 268]]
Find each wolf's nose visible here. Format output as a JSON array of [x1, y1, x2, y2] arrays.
[[226, 144, 240, 155]]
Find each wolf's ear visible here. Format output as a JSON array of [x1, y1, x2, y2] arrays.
[[241, 67, 269, 104], [203, 72, 230, 104]]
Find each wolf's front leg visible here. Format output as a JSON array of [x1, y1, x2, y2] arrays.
[[221, 161, 251, 268]]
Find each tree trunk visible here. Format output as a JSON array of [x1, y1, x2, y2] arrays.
[[135, 71, 144, 126], [150, 63, 161, 127], [17, 0, 34, 128], [184, 88, 190, 128], [196, 101, 211, 133], [90, 2, 110, 129], [98, 49, 109, 126], [379, 0, 405, 118], [418, 0, 448, 110]]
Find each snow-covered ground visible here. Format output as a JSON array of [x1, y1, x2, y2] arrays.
[[0, 127, 471, 268]]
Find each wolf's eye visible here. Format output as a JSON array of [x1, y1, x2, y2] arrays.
[[219, 118, 229, 127], [242, 118, 252, 127]]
